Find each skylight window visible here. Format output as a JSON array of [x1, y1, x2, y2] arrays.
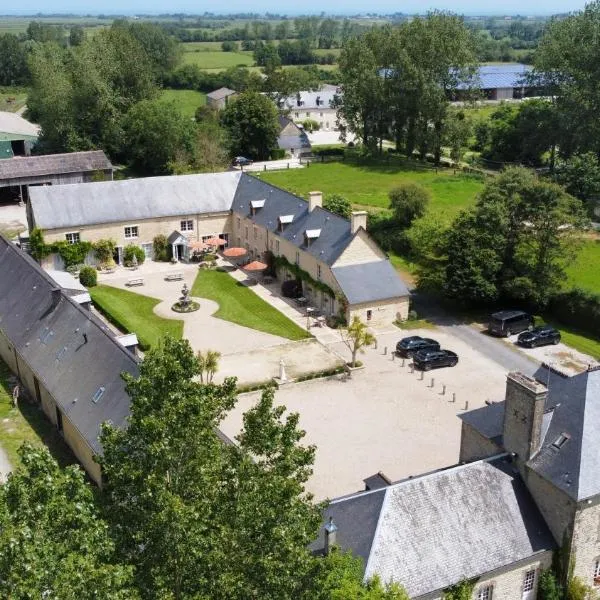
[[305, 229, 321, 239], [279, 215, 294, 224], [251, 199, 265, 209], [552, 433, 570, 450], [92, 387, 106, 404]]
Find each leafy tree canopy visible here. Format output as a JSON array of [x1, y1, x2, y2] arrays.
[[324, 194, 352, 219]]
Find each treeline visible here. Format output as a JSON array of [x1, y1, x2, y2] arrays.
[[253, 39, 337, 67], [0, 338, 408, 600]]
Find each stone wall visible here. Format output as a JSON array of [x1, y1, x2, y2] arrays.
[[458, 422, 502, 463]]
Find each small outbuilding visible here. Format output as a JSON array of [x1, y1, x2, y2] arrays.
[[0, 111, 40, 159], [206, 87, 238, 110]]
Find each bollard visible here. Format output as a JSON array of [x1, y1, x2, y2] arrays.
[[409, 364, 414, 373], [374, 339, 378, 350], [392, 352, 395, 361], [442, 384, 446, 395], [287, 162, 290, 169], [452, 392, 456, 403], [384, 346, 387, 356], [401, 358, 405, 367], [420, 370, 424, 381], [430, 377, 435, 388], [464, 400, 469, 410]]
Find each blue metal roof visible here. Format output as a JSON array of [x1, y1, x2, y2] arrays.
[[457, 64, 533, 90]]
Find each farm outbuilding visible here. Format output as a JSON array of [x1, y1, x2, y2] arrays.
[[0, 111, 40, 159], [0, 150, 113, 205]]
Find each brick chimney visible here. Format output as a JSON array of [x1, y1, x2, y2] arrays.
[[350, 211, 367, 234], [502, 372, 547, 464], [308, 191, 322, 212]]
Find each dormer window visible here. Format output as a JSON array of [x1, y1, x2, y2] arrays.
[[279, 215, 294, 231], [305, 229, 321, 246], [552, 433, 570, 450], [251, 199, 265, 216]]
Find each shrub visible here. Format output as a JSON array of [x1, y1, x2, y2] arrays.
[[123, 244, 145, 267], [79, 265, 97, 287], [408, 310, 418, 321], [93, 239, 116, 267], [203, 253, 217, 262], [388, 183, 431, 229], [66, 263, 85, 275], [314, 147, 344, 157], [270, 148, 286, 160], [52, 241, 93, 268], [301, 118, 320, 132], [221, 40, 237, 52], [153, 235, 170, 262], [548, 288, 600, 338], [29, 228, 51, 261]]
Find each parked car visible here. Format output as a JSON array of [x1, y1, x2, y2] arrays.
[[232, 156, 253, 167], [396, 336, 440, 358], [413, 349, 459, 370], [488, 310, 534, 337], [517, 325, 561, 348]]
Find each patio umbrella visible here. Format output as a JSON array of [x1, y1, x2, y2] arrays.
[[223, 247, 247, 258], [204, 236, 227, 247], [243, 260, 268, 272], [188, 240, 208, 251]]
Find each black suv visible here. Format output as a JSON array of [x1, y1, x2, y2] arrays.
[[488, 310, 534, 337], [517, 325, 561, 348], [413, 349, 459, 370], [396, 336, 440, 358]]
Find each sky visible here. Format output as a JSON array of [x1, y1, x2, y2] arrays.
[[1, 0, 589, 16]]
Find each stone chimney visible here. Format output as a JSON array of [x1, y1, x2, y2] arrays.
[[350, 211, 367, 234], [324, 516, 338, 555], [502, 372, 547, 464], [308, 191, 322, 212]]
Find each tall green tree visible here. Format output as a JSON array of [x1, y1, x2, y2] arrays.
[[100, 337, 322, 600], [444, 167, 587, 306], [0, 34, 29, 85], [221, 91, 280, 160], [535, 1, 600, 159], [0, 445, 135, 599], [123, 99, 195, 175], [324, 194, 352, 219], [388, 183, 431, 229]]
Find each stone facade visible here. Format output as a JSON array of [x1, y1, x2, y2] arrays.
[[459, 421, 502, 463]]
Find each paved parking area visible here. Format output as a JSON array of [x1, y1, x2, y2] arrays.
[[0, 202, 27, 235], [221, 326, 512, 500]]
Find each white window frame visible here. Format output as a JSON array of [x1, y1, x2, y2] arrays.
[[523, 570, 536, 593], [180, 219, 194, 232], [477, 585, 493, 600], [124, 225, 139, 239], [65, 232, 80, 245]]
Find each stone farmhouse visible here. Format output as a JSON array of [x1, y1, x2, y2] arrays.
[[314, 368, 600, 599], [280, 84, 341, 131], [206, 87, 238, 110], [0, 234, 138, 486], [27, 171, 409, 326]]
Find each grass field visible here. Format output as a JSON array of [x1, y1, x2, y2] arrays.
[[90, 285, 183, 350], [160, 89, 206, 119], [0, 359, 75, 471], [0, 87, 28, 113], [259, 162, 485, 222], [565, 238, 600, 294], [192, 269, 311, 341], [182, 50, 254, 69]]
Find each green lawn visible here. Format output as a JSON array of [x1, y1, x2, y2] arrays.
[[565, 238, 600, 294], [192, 269, 311, 340], [160, 89, 206, 119], [182, 50, 254, 69], [0, 359, 75, 470], [89, 285, 183, 350], [259, 162, 484, 223], [0, 86, 28, 113]]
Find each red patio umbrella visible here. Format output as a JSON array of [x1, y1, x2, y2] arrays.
[[243, 260, 268, 272], [204, 236, 227, 247], [223, 247, 247, 258]]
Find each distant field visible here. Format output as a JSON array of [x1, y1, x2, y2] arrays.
[[0, 87, 28, 113], [160, 89, 206, 119], [565, 237, 600, 294], [313, 48, 341, 57], [259, 161, 484, 222], [182, 50, 254, 69]]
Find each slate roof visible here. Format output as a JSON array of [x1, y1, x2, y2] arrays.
[[232, 174, 354, 266], [281, 86, 339, 111], [456, 64, 533, 90], [315, 456, 555, 597], [0, 111, 40, 140], [29, 171, 242, 230], [0, 235, 138, 455], [460, 366, 600, 501], [206, 87, 237, 100], [0, 150, 112, 181], [277, 116, 312, 151], [332, 261, 410, 304]]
